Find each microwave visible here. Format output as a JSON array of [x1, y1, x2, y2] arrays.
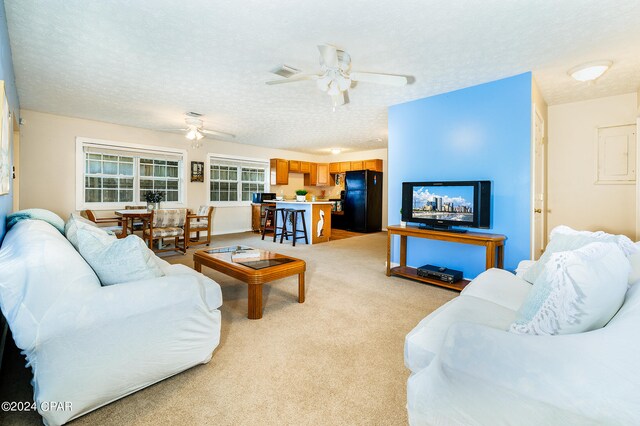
[[252, 192, 276, 203]]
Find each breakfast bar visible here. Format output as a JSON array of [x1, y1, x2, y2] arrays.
[[273, 201, 333, 244]]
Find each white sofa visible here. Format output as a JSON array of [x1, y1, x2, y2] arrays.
[[405, 265, 640, 425], [0, 219, 223, 426]]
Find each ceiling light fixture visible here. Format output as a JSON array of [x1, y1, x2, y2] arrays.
[[568, 60, 612, 82], [330, 148, 341, 155]]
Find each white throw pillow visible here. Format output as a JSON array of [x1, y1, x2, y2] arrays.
[[522, 225, 638, 284], [628, 252, 640, 286], [65, 213, 104, 250], [510, 242, 629, 335], [76, 228, 164, 286]]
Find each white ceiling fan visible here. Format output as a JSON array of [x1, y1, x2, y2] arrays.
[[266, 44, 409, 109], [163, 113, 236, 148]]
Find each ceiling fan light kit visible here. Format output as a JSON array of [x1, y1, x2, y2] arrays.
[[568, 60, 612, 82], [161, 113, 236, 148], [266, 44, 409, 108]]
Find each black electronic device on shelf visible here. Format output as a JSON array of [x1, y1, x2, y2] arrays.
[[416, 264, 463, 283]]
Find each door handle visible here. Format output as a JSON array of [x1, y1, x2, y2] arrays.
[[534, 208, 542, 213]]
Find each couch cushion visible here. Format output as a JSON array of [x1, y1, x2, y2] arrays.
[[0, 220, 100, 350], [511, 242, 629, 335], [77, 229, 164, 286], [405, 295, 517, 374], [460, 268, 532, 311], [523, 226, 638, 284]]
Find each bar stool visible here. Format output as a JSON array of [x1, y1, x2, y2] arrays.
[[261, 206, 286, 242], [280, 209, 309, 246]]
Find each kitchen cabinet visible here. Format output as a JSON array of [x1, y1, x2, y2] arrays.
[[350, 161, 363, 170], [304, 162, 330, 186], [317, 163, 330, 186], [304, 163, 317, 185], [329, 159, 383, 174], [270, 158, 289, 185], [364, 159, 383, 172], [300, 161, 311, 173], [289, 160, 300, 173]]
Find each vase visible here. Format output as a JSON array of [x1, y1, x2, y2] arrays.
[[296, 195, 306, 202], [148, 202, 160, 210]]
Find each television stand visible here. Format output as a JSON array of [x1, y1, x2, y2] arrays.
[[386, 225, 506, 292], [417, 223, 468, 233]]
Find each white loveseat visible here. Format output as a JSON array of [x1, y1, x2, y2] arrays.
[[405, 263, 640, 425], [0, 219, 223, 426]]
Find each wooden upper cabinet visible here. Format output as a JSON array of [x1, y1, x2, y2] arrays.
[[270, 158, 289, 185], [329, 162, 340, 173], [339, 162, 351, 173], [304, 162, 317, 185], [350, 161, 363, 170], [364, 159, 383, 172], [317, 163, 330, 186], [300, 161, 311, 173], [289, 160, 300, 173]]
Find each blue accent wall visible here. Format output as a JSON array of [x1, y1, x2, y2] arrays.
[[0, 3, 19, 242], [388, 73, 532, 278]]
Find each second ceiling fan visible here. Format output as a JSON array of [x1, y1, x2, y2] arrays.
[[266, 44, 409, 108]]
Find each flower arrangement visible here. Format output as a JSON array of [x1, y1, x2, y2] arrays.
[[144, 191, 165, 203], [295, 189, 308, 196]]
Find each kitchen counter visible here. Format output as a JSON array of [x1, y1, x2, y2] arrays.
[[272, 201, 332, 244]]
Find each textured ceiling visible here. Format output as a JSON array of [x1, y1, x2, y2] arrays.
[[4, 0, 640, 153]]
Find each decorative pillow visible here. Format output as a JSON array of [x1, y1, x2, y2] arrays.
[[522, 225, 638, 284], [65, 213, 106, 250], [76, 229, 164, 286], [628, 252, 640, 286], [510, 242, 629, 336]]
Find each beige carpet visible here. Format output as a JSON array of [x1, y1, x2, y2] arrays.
[[0, 231, 456, 425]]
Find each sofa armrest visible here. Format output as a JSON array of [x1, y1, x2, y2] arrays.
[[436, 322, 638, 421], [39, 274, 216, 341], [30, 274, 222, 425]]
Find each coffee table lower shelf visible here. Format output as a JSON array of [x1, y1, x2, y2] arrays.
[[389, 266, 470, 292]]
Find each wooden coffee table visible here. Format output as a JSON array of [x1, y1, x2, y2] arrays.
[[193, 246, 306, 319]]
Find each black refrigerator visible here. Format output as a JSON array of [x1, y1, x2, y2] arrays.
[[344, 170, 383, 232]]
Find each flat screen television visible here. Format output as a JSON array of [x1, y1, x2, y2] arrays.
[[401, 181, 491, 232]]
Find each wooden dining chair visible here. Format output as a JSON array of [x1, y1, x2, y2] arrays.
[[185, 206, 214, 249], [143, 208, 187, 254], [83, 209, 126, 238]]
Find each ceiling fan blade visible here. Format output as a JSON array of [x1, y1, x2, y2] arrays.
[[350, 72, 408, 87], [200, 129, 236, 139], [158, 127, 188, 132], [265, 74, 318, 85], [318, 44, 338, 68]]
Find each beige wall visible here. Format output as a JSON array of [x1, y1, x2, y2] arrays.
[[19, 110, 389, 234], [547, 92, 638, 238]]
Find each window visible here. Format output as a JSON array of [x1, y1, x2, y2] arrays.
[[77, 138, 186, 209], [208, 155, 269, 204]]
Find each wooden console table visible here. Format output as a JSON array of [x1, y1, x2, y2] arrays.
[[386, 225, 506, 291]]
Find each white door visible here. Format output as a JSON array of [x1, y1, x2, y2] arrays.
[[531, 106, 546, 259]]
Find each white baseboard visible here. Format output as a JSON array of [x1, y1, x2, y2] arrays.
[[211, 227, 253, 236]]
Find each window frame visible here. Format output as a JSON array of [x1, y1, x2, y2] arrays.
[[76, 137, 188, 211], [206, 154, 270, 207]]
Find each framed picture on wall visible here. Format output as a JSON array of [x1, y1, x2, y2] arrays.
[[191, 161, 204, 182], [0, 87, 10, 196]]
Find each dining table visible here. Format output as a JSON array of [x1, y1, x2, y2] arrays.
[[114, 209, 152, 236]]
